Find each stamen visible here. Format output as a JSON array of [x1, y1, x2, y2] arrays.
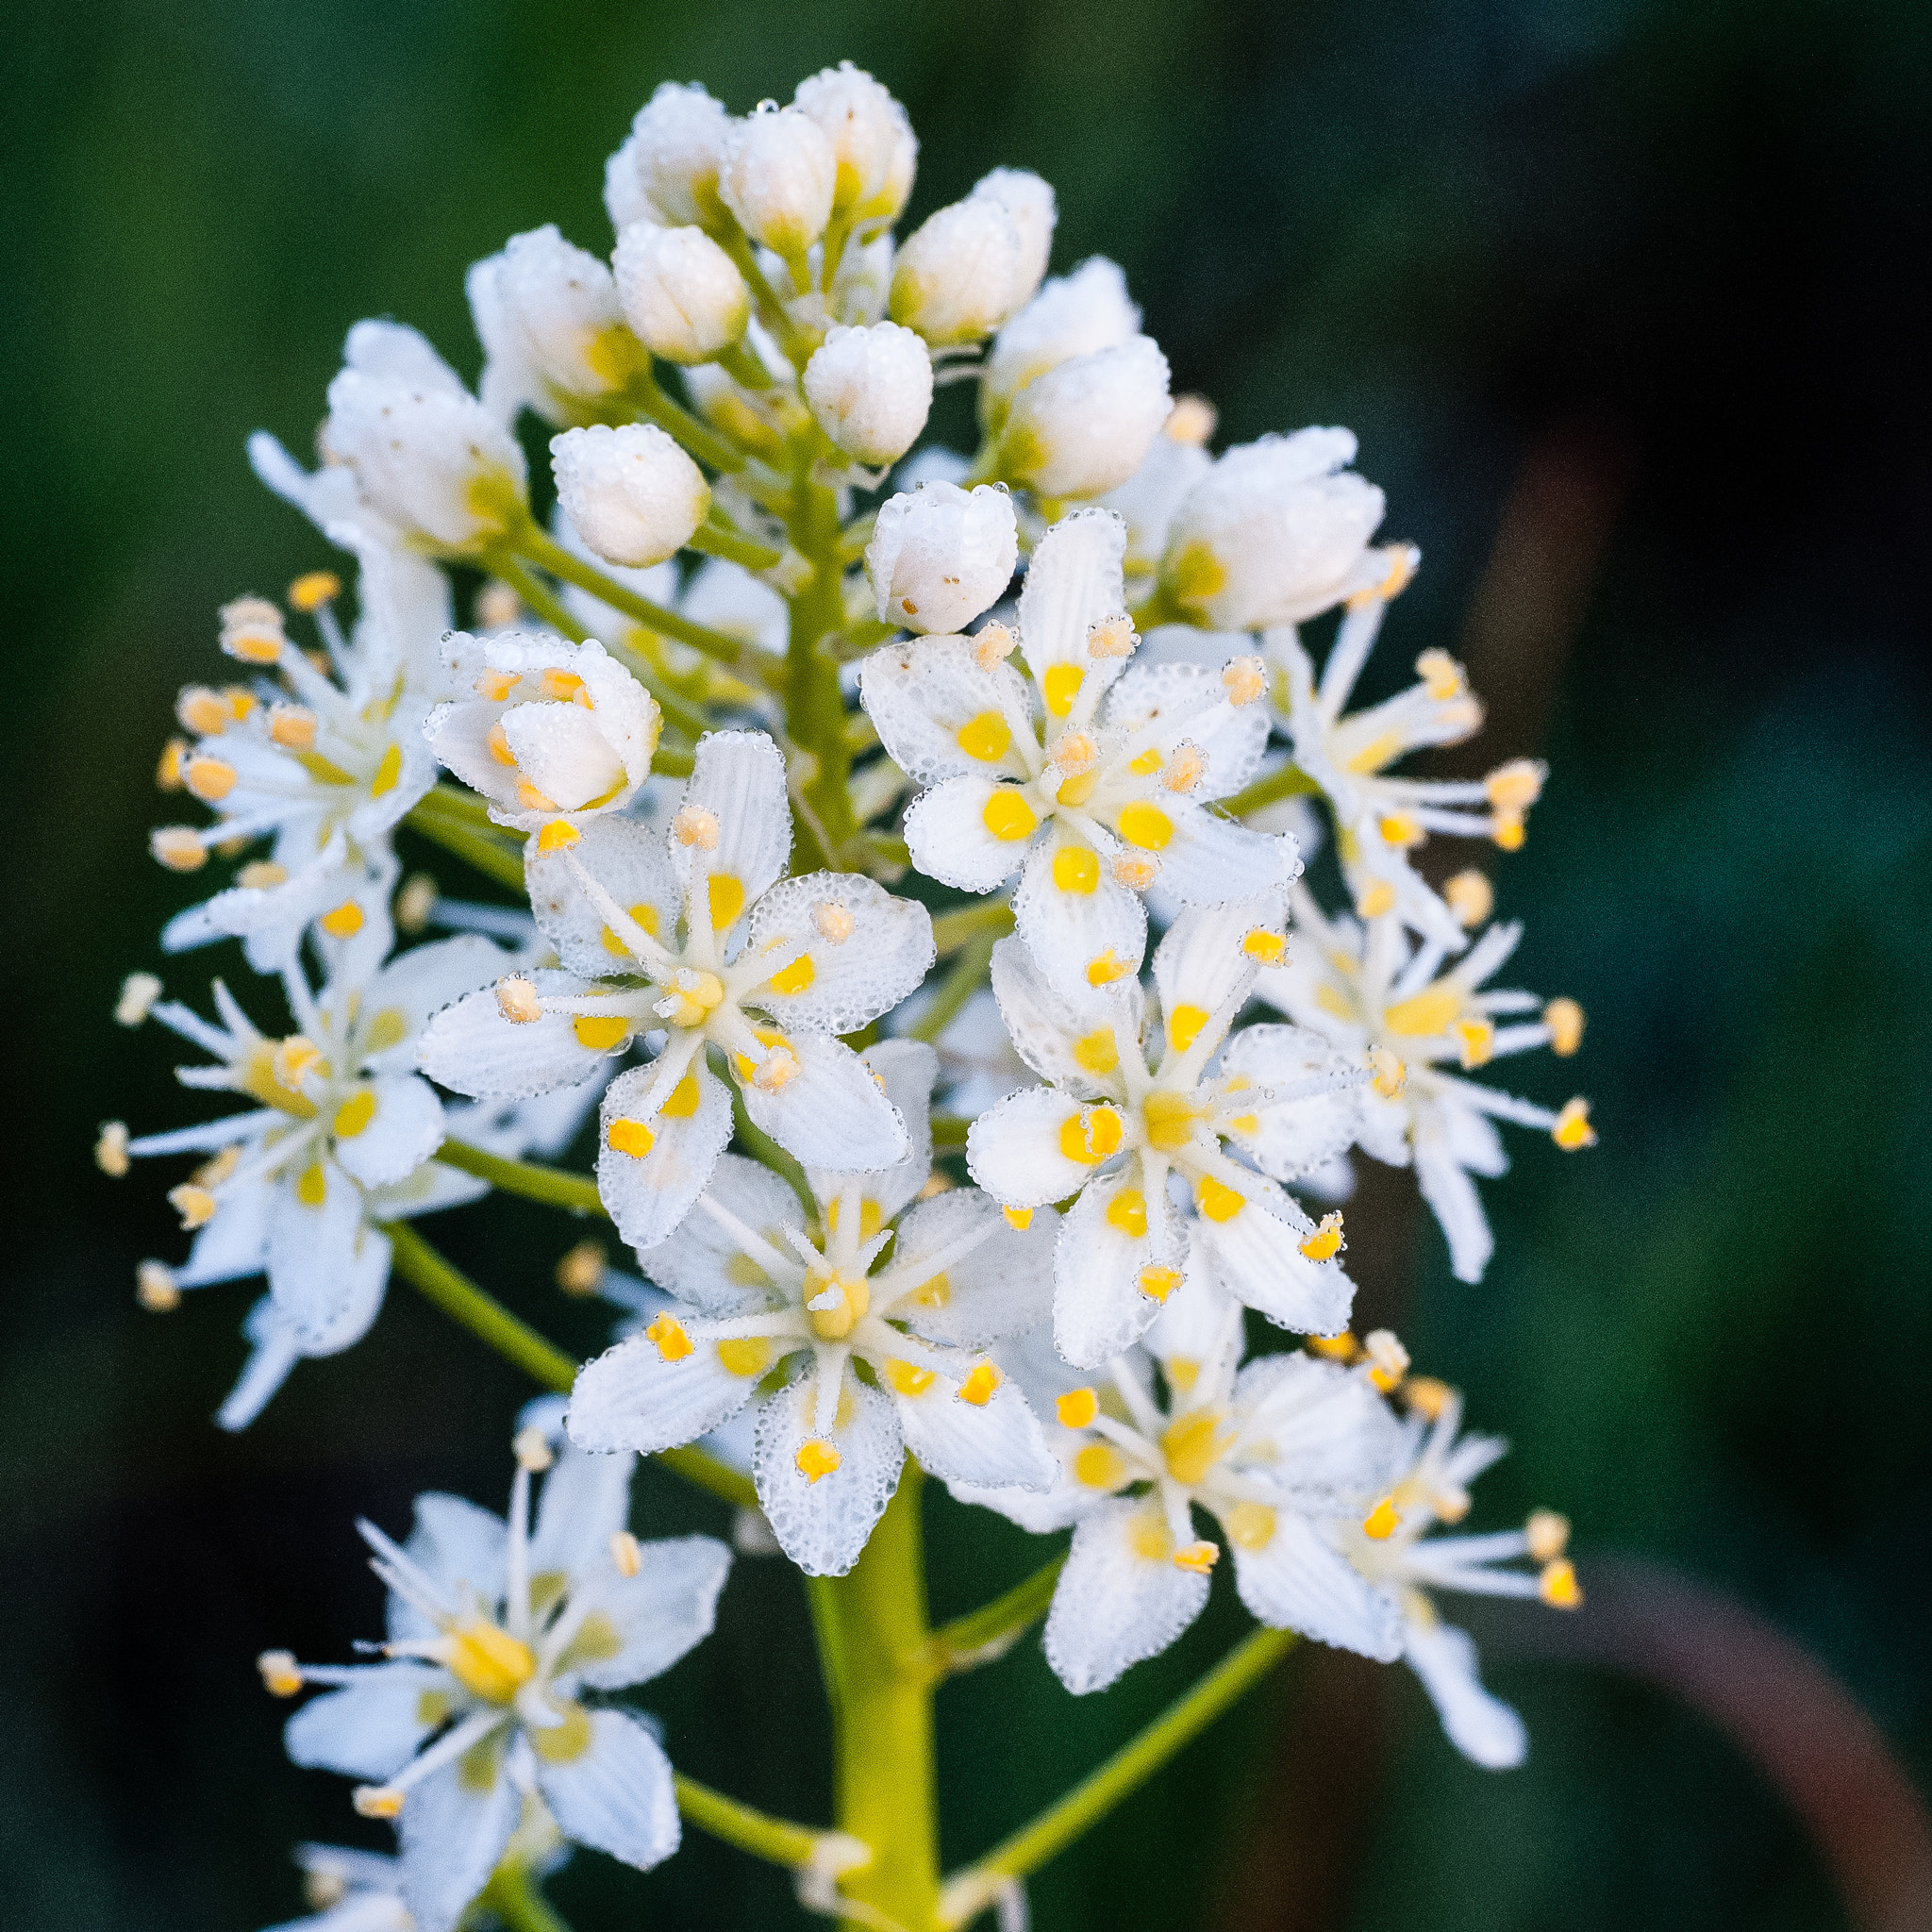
[[156, 739, 187, 790], [1403, 1374, 1452, 1420], [1162, 741, 1207, 794], [496, 976, 542, 1024], [1221, 656, 1265, 707], [353, 1788, 405, 1820], [1297, 1210, 1344, 1262], [1057, 1388, 1099, 1428], [168, 1183, 217, 1229], [1525, 1509, 1571, 1561], [556, 1241, 606, 1296], [753, 1046, 801, 1091], [395, 873, 438, 933], [1164, 394, 1216, 445], [1049, 731, 1097, 776], [1378, 810, 1424, 848], [1543, 997, 1585, 1056], [185, 755, 238, 804], [1539, 1558, 1583, 1608], [1454, 1016, 1495, 1068], [1491, 811, 1526, 852], [1367, 1045, 1406, 1099], [513, 1425, 554, 1472], [610, 1530, 642, 1577], [1362, 1329, 1409, 1391], [238, 862, 288, 889], [219, 595, 287, 664], [1485, 759, 1545, 811], [476, 585, 522, 630], [135, 1260, 180, 1312], [1086, 615, 1137, 659], [269, 704, 319, 751], [95, 1121, 130, 1177], [1111, 854, 1158, 891], [1355, 879, 1397, 920], [972, 621, 1017, 672], [257, 1650, 305, 1697], [811, 900, 855, 943], [177, 687, 230, 736], [1307, 1330, 1359, 1362], [1172, 1540, 1219, 1574], [1551, 1097, 1596, 1150], [1414, 649, 1466, 700], [289, 571, 341, 613], [673, 806, 721, 850], [1442, 870, 1492, 928]]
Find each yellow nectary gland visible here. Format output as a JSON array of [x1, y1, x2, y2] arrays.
[[1161, 1410, 1226, 1486], [445, 1620, 537, 1703], [1141, 1090, 1201, 1152], [807, 1269, 871, 1341]]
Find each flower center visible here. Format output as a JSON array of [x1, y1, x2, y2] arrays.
[[805, 1267, 871, 1341], [1160, 1409, 1229, 1486], [1141, 1089, 1204, 1152], [444, 1618, 537, 1703]]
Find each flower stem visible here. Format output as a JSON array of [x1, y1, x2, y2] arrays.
[[1219, 760, 1321, 819], [491, 552, 591, 641], [784, 464, 858, 871], [436, 1138, 606, 1218], [675, 1772, 836, 1870], [915, 1555, 1066, 1681], [929, 901, 1015, 957], [477, 1862, 574, 1932], [404, 799, 526, 893], [628, 369, 748, 474], [936, 1626, 1298, 1927]]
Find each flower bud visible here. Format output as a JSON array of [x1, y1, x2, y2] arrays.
[[1159, 429, 1387, 628], [971, 169, 1056, 309], [792, 62, 917, 224], [830, 230, 894, 326], [866, 482, 1019, 634], [889, 197, 1026, 347], [468, 225, 643, 425], [722, 105, 837, 265], [983, 257, 1141, 431], [610, 82, 733, 232], [612, 221, 750, 364], [1101, 411, 1215, 580], [551, 423, 709, 568], [998, 336, 1171, 500], [803, 322, 933, 466], [322, 321, 526, 553]]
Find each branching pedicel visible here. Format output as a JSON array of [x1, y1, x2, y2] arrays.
[[106, 61, 1593, 1932]]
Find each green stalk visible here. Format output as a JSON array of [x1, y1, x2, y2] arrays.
[[1218, 761, 1321, 820], [916, 1555, 1066, 1680], [930, 1115, 969, 1149], [721, 232, 817, 370], [818, 1466, 941, 1931], [936, 1626, 1298, 1927], [929, 902, 1015, 957], [627, 369, 747, 474], [689, 512, 784, 574], [420, 781, 498, 831], [491, 552, 590, 641], [401, 802, 525, 893], [784, 464, 858, 871], [437, 1139, 606, 1217], [674, 1772, 838, 1870], [476, 1863, 573, 1932]]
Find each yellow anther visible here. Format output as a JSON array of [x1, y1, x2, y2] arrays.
[[1525, 1509, 1571, 1562], [1362, 1496, 1401, 1541], [885, 1357, 937, 1397], [116, 973, 163, 1027], [1164, 393, 1217, 445], [1543, 997, 1585, 1056], [717, 1335, 773, 1377], [263, 703, 318, 753], [809, 900, 856, 945], [795, 1439, 841, 1483], [660, 1072, 703, 1116], [1384, 983, 1459, 1038], [391, 874, 435, 935], [982, 789, 1038, 841], [1403, 1374, 1452, 1420], [1106, 1188, 1147, 1238], [1057, 1387, 1099, 1429], [177, 687, 230, 736], [1002, 1206, 1033, 1231], [1551, 1098, 1596, 1150], [1137, 1264, 1182, 1302], [95, 1121, 130, 1177], [607, 1117, 656, 1158], [537, 822, 580, 854], [1413, 648, 1466, 701], [1455, 1016, 1496, 1068], [1363, 1329, 1410, 1391], [957, 710, 1012, 762], [288, 570, 341, 613], [1141, 1088, 1202, 1151], [1355, 879, 1398, 920], [136, 1259, 180, 1311], [1167, 1003, 1208, 1052], [1162, 1411, 1225, 1485], [1042, 662, 1085, 716], [573, 1014, 629, 1050], [1221, 656, 1265, 707], [331, 1090, 377, 1139], [556, 1241, 606, 1296], [274, 1036, 325, 1088], [644, 1312, 693, 1361], [1242, 928, 1286, 965], [958, 1362, 1002, 1406], [609, 1530, 642, 1578], [476, 668, 522, 702], [672, 806, 721, 850], [513, 1424, 555, 1473], [185, 756, 238, 804], [541, 668, 587, 704], [1298, 1211, 1345, 1262], [168, 1184, 217, 1229], [1367, 1045, 1406, 1098], [1050, 731, 1097, 776], [1116, 801, 1174, 850], [257, 1649, 305, 1697], [516, 780, 558, 812], [1308, 1330, 1359, 1362], [1128, 747, 1163, 775], [753, 1046, 800, 1092], [353, 1787, 405, 1820], [1086, 615, 1137, 659], [1539, 1558, 1583, 1608], [1193, 1174, 1244, 1222], [1443, 869, 1493, 928], [319, 899, 364, 939], [1058, 1106, 1124, 1166], [496, 976, 542, 1024], [294, 1163, 327, 1207], [1162, 743, 1207, 793], [1111, 854, 1158, 891], [1173, 1541, 1219, 1574], [156, 738, 187, 790], [193, 1146, 240, 1190], [971, 621, 1017, 672], [447, 1620, 538, 1702], [1486, 759, 1545, 811], [220, 595, 287, 664], [1491, 811, 1526, 852], [1073, 1025, 1119, 1074], [1074, 1442, 1127, 1490], [1378, 810, 1424, 848]]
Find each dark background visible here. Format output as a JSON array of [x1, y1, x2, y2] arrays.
[[5, 1, 1930, 1927]]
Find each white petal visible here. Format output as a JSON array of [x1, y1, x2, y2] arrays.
[[526, 815, 679, 979], [1216, 1024, 1361, 1181], [742, 873, 935, 1035], [1018, 508, 1130, 693], [361, 938, 507, 1073], [1052, 1159, 1174, 1368], [501, 700, 626, 813], [1151, 810, 1296, 908], [533, 1708, 680, 1871], [637, 1151, 805, 1315], [858, 634, 1035, 788], [1191, 1174, 1355, 1336], [753, 1366, 905, 1576], [1230, 1353, 1408, 1496], [1413, 1128, 1494, 1285], [1012, 837, 1148, 998], [405, 1493, 509, 1611], [741, 1031, 908, 1172], [175, 1174, 273, 1288], [331, 1074, 445, 1188], [1043, 1495, 1209, 1694], [1226, 1511, 1403, 1658], [805, 1039, 937, 1224], [597, 1056, 734, 1254], [418, 972, 617, 1099], [267, 1163, 391, 1347], [556, 1535, 732, 1691], [284, 1664, 443, 1780], [397, 1743, 521, 1932], [1151, 895, 1283, 1035], [675, 731, 792, 912], [567, 1327, 766, 1457], [1100, 660, 1271, 800], [903, 774, 1035, 892], [882, 1190, 1058, 1347], [527, 1440, 634, 1577], [891, 1367, 1057, 1491], [1404, 1619, 1527, 1768], [965, 1084, 1108, 1209], [988, 933, 1141, 1097]]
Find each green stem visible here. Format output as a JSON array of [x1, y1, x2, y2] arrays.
[[929, 902, 1015, 957], [837, 510, 878, 565], [819, 1466, 941, 1931], [722, 232, 817, 369], [674, 1772, 834, 1870], [420, 781, 498, 831], [437, 1138, 606, 1218], [628, 370, 747, 473], [718, 339, 774, 391], [491, 552, 590, 641], [916, 1555, 1066, 1680], [1219, 761, 1321, 820], [930, 1115, 969, 1149], [784, 463, 858, 870], [477, 1862, 574, 1932], [401, 803, 525, 893], [690, 512, 784, 573], [936, 1627, 1299, 1927]]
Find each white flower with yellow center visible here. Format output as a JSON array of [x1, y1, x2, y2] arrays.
[[153, 588, 438, 971], [419, 730, 931, 1253], [1266, 591, 1547, 949], [262, 1432, 728, 1932], [1255, 884, 1593, 1282], [964, 899, 1363, 1366], [425, 630, 661, 837], [1324, 1382, 1582, 1768], [569, 1041, 1059, 1575], [953, 1274, 1409, 1694], [117, 915, 505, 1349], [859, 506, 1294, 994]]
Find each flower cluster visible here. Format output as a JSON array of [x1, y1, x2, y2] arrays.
[[108, 58, 1595, 1932]]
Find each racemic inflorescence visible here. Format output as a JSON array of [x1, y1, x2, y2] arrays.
[[106, 62, 1593, 1932]]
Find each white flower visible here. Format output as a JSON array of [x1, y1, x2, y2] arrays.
[[997, 336, 1172, 500], [791, 62, 917, 226], [424, 630, 662, 836], [890, 195, 1033, 348], [319, 321, 527, 556], [569, 1041, 1059, 1574], [864, 482, 1018, 635], [982, 257, 1141, 436], [1100, 407, 1216, 589], [118, 923, 507, 1355], [153, 592, 437, 972], [612, 221, 751, 364], [266, 1434, 729, 1931], [1268, 608, 1545, 949], [971, 169, 1056, 308], [1255, 887, 1592, 1283], [721, 104, 837, 269], [467, 225, 646, 427], [1325, 1384, 1582, 1767], [418, 731, 932, 1251], [860, 507, 1290, 992], [605, 82, 734, 233], [954, 1274, 1409, 1693], [550, 423, 710, 569], [261, 1842, 411, 1932], [965, 901, 1363, 1365], [1158, 428, 1389, 630], [803, 322, 934, 466]]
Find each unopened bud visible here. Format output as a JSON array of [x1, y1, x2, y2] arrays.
[[999, 337, 1171, 500], [608, 83, 733, 232], [803, 323, 933, 466], [889, 196, 1028, 346], [613, 221, 751, 364], [865, 481, 1017, 633], [722, 105, 836, 263], [551, 423, 709, 568], [971, 169, 1055, 309], [983, 257, 1141, 430], [792, 62, 917, 223]]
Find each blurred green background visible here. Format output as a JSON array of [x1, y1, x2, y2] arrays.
[[5, 0, 1930, 1927]]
